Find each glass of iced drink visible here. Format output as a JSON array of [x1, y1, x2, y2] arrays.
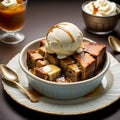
[[0, 0, 28, 44]]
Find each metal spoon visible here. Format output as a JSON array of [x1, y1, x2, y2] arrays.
[[0, 64, 40, 102], [108, 35, 120, 52]]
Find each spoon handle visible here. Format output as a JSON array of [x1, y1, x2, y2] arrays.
[[2, 77, 41, 102], [14, 81, 41, 102]]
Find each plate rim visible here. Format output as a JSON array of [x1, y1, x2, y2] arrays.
[[2, 38, 120, 115]]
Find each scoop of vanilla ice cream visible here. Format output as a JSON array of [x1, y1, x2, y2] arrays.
[[84, 0, 117, 16], [46, 22, 83, 59]]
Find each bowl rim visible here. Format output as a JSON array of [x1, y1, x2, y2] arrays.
[[19, 37, 110, 86], [81, 0, 120, 18]]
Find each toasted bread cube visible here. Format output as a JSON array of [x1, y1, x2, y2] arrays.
[[34, 67, 48, 80], [46, 65, 61, 81], [39, 39, 47, 47], [27, 50, 43, 69], [73, 52, 96, 80], [60, 57, 74, 71], [83, 41, 106, 71], [36, 59, 48, 67], [45, 53, 59, 66], [38, 46, 46, 57], [65, 64, 82, 82], [34, 65, 61, 81]]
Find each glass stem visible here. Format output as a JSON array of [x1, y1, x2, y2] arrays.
[[7, 32, 16, 37]]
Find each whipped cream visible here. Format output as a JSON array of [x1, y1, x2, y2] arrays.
[[1, 0, 17, 7], [84, 0, 117, 16], [46, 22, 83, 59]]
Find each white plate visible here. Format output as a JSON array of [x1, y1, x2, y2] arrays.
[[2, 53, 120, 115]]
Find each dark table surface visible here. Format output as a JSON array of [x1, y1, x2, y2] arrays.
[[0, 0, 120, 120]]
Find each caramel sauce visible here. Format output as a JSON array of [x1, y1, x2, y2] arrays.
[[92, 3, 99, 15], [47, 24, 75, 42]]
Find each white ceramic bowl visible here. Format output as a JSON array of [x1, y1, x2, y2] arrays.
[[19, 37, 110, 99]]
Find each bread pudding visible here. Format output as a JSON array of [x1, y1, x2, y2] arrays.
[[27, 39, 106, 83], [26, 22, 106, 83]]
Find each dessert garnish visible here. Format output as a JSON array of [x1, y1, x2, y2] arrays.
[[84, 0, 118, 16]]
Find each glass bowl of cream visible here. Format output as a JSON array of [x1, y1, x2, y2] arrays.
[[81, 0, 120, 35]]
